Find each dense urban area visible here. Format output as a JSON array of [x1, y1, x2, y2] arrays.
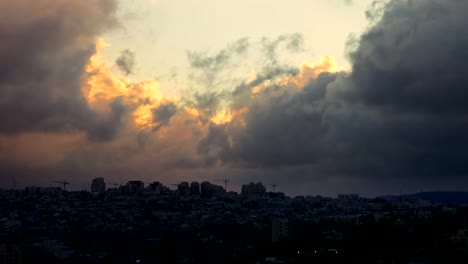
[[1, 179, 468, 263]]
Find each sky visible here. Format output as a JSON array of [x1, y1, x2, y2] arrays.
[[1, 0, 468, 197], [101, 0, 372, 95]]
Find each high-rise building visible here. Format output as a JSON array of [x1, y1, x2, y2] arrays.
[[91, 177, 106, 193], [241, 182, 266, 196], [190, 182, 200, 195], [126, 181, 144, 193], [147, 182, 171, 194], [200, 181, 225, 197], [178, 182, 190, 196]]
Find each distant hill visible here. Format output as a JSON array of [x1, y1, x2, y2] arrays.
[[380, 192, 468, 205]]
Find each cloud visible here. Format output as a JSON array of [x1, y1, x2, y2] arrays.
[[0, 1, 203, 188], [115, 49, 135, 75], [260, 33, 306, 66], [152, 102, 177, 130], [196, 0, 468, 191], [186, 38, 250, 89], [0, 0, 119, 138], [326, 0, 468, 179], [3, 0, 468, 195]]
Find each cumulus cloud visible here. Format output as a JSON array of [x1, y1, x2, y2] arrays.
[[196, 0, 468, 192], [0, 0, 119, 138], [328, 0, 468, 179], [0, 1, 203, 188]]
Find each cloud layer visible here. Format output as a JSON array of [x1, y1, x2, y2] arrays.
[[1, 0, 468, 195]]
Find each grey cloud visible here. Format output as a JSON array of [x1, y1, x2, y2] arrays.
[[199, 72, 339, 167], [347, 0, 468, 114], [87, 96, 128, 141], [260, 33, 305, 66], [365, 0, 389, 24], [198, 123, 233, 166], [327, 0, 468, 179], [152, 102, 177, 129], [0, 0, 119, 139], [187, 38, 249, 89], [231, 66, 299, 110], [286, 33, 305, 52], [181, 91, 225, 124], [116, 49, 135, 75], [198, 0, 468, 187]]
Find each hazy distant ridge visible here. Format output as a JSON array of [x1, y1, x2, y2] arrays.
[[380, 192, 468, 205]]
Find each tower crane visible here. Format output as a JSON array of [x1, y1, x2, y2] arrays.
[[52, 181, 69, 191], [270, 184, 277, 193], [109, 183, 121, 189], [215, 179, 230, 191]]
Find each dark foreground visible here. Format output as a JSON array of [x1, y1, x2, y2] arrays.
[[2, 186, 468, 263]]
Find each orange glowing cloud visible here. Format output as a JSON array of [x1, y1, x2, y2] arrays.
[[283, 55, 340, 88], [210, 110, 232, 125], [82, 38, 173, 130]]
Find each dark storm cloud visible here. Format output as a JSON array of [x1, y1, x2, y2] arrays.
[[115, 49, 136, 75], [198, 0, 468, 184], [347, 0, 468, 114], [199, 72, 340, 167], [0, 0, 119, 139], [327, 0, 468, 178]]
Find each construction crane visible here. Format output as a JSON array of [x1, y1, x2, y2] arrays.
[[270, 184, 277, 193], [109, 183, 120, 189], [52, 181, 69, 191], [215, 179, 230, 191]]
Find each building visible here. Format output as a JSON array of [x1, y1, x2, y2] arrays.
[[126, 181, 144, 193], [272, 220, 290, 243], [178, 182, 190, 196], [338, 194, 359, 201], [91, 177, 106, 193], [241, 182, 266, 196], [147, 182, 165, 194], [200, 181, 225, 197], [190, 182, 200, 195]]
